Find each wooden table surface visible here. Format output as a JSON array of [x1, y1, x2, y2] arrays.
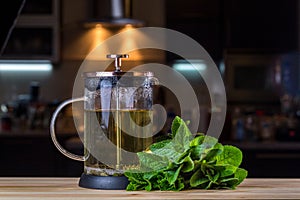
[[0, 178, 299, 199]]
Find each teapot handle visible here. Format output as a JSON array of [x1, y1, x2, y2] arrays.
[[50, 97, 86, 161]]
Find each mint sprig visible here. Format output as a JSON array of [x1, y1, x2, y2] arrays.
[[125, 116, 248, 191]]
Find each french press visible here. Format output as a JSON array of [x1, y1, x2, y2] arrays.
[[50, 54, 158, 189]]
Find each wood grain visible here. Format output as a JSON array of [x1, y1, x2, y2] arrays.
[[0, 178, 299, 199]]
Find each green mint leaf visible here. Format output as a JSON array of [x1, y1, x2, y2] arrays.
[[177, 154, 194, 172], [124, 171, 145, 184], [171, 116, 182, 138], [166, 165, 182, 185], [203, 143, 224, 161], [126, 182, 137, 191], [215, 164, 238, 177], [220, 177, 239, 188], [145, 179, 152, 191], [143, 171, 159, 180], [216, 145, 243, 167], [175, 177, 186, 191], [201, 136, 218, 149], [205, 181, 214, 189], [190, 135, 219, 160], [151, 116, 192, 163], [191, 141, 222, 161], [213, 172, 220, 183], [206, 169, 219, 183], [190, 145, 204, 160], [234, 168, 248, 185], [173, 119, 193, 153], [150, 142, 184, 163], [190, 135, 205, 147], [149, 139, 171, 152], [190, 169, 210, 187], [137, 152, 169, 171], [125, 172, 148, 191], [156, 174, 169, 190]]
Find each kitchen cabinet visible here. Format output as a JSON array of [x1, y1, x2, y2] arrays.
[[224, 0, 299, 51], [165, 0, 299, 63], [1, 0, 60, 62], [0, 131, 82, 177], [165, 0, 223, 61]]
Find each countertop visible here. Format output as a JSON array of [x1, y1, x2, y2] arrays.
[[0, 178, 299, 199]]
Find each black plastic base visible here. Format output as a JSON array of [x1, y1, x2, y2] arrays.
[[78, 173, 129, 190]]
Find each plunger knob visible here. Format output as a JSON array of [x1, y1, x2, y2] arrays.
[[107, 54, 129, 72]]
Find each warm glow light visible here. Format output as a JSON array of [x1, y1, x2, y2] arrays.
[[95, 24, 102, 29], [85, 26, 112, 56], [125, 24, 133, 28], [0, 60, 53, 71], [121, 24, 135, 32], [117, 27, 143, 60]]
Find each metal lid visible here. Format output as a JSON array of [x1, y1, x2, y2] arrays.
[[83, 54, 154, 78], [83, 71, 154, 78]]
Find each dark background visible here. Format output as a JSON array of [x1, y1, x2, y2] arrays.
[[0, 0, 300, 178]]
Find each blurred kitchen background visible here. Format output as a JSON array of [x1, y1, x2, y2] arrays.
[[1, 0, 300, 178]]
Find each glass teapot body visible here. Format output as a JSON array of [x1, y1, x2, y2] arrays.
[[83, 72, 155, 176]]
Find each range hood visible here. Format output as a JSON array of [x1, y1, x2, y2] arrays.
[[84, 0, 145, 28]]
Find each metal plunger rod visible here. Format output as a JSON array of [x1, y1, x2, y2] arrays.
[[106, 54, 129, 170], [106, 54, 129, 71]]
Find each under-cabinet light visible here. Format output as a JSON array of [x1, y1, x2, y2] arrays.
[[0, 60, 53, 71], [173, 60, 207, 71]]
